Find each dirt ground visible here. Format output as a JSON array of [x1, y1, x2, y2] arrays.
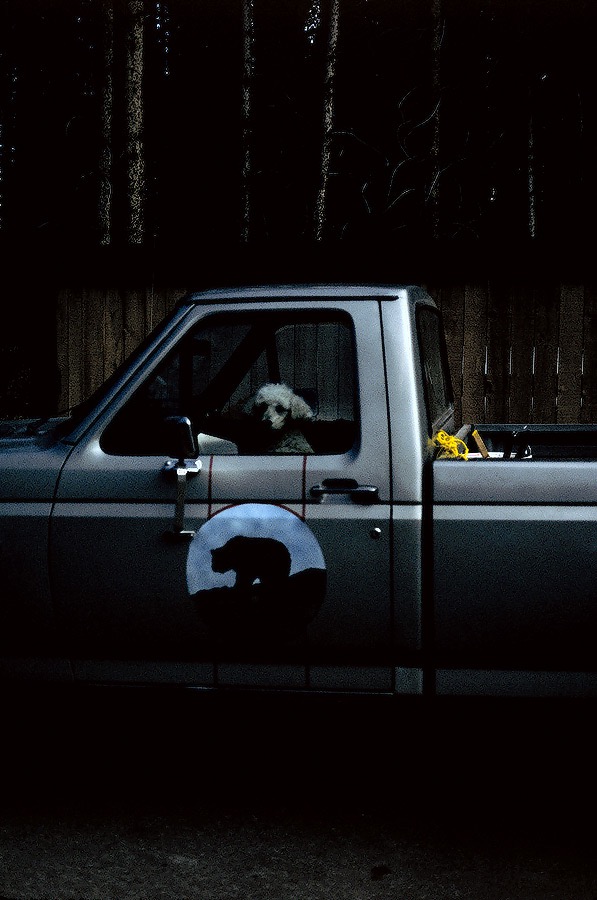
[[1, 688, 597, 900]]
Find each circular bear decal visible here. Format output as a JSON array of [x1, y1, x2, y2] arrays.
[[187, 504, 326, 639]]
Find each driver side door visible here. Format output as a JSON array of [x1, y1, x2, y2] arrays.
[[51, 300, 393, 691]]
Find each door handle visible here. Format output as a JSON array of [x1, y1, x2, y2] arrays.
[[310, 479, 379, 504]]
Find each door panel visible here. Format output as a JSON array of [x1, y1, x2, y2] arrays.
[[51, 300, 392, 689]]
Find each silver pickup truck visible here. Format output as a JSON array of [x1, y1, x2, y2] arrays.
[[2, 284, 596, 697]]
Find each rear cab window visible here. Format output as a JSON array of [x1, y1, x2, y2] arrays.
[[416, 306, 454, 436]]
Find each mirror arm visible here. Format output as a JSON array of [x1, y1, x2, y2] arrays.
[[161, 416, 201, 541]]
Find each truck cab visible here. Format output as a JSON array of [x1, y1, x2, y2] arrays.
[[1, 285, 444, 693]]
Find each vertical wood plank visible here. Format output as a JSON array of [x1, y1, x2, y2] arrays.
[[337, 321, 355, 420], [485, 280, 511, 423], [294, 323, 317, 395], [167, 288, 186, 312], [557, 283, 584, 423], [68, 290, 85, 409], [532, 280, 559, 423], [84, 288, 107, 398], [148, 286, 184, 332], [104, 287, 124, 382], [508, 284, 535, 423], [147, 286, 163, 333], [56, 289, 70, 412], [123, 288, 147, 359], [150, 287, 182, 339], [314, 322, 352, 420], [317, 323, 340, 419], [581, 283, 597, 423], [435, 283, 465, 428], [461, 282, 487, 425], [250, 347, 269, 395]]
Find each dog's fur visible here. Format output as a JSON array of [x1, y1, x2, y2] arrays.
[[243, 382, 315, 453]]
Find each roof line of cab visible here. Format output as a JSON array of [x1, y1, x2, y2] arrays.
[[178, 283, 432, 305]]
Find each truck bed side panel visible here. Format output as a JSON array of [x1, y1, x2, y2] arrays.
[[432, 460, 597, 676]]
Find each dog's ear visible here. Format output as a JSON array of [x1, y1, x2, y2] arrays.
[[289, 393, 314, 421]]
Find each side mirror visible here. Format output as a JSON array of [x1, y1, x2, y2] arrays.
[[163, 416, 199, 464]]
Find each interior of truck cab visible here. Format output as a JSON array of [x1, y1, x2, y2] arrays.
[[101, 310, 359, 457]]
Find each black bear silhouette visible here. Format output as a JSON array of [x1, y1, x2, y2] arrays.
[[210, 535, 291, 592]]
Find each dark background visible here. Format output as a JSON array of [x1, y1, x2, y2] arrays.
[[1, 0, 596, 418]]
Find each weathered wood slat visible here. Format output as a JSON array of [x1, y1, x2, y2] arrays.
[[55, 289, 71, 413], [430, 283, 465, 427], [532, 281, 559, 423], [84, 289, 106, 398], [123, 289, 148, 360], [293, 323, 316, 397], [582, 284, 597, 423], [557, 283, 584, 422], [316, 323, 340, 419], [508, 284, 535, 423], [104, 288, 124, 386], [67, 291, 85, 412], [336, 322, 355, 420], [485, 281, 511, 423], [460, 283, 487, 425]]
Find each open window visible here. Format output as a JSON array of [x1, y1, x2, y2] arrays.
[[101, 311, 358, 456]]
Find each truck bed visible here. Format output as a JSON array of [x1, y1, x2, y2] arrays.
[[465, 423, 597, 461]]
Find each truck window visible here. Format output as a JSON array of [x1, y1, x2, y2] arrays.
[[417, 307, 453, 434], [101, 312, 358, 456]]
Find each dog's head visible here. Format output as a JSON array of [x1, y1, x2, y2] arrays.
[[245, 383, 314, 432]]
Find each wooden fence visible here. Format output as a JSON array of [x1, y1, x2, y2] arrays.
[[56, 286, 185, 413], [429, 281, 597, 426], [56, 281, 597, 427]]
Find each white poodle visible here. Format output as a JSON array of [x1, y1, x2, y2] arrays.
[[243, 383, 315, 453]]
